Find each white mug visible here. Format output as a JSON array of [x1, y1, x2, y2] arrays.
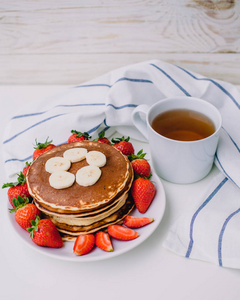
[[132, 96, 222, 184]]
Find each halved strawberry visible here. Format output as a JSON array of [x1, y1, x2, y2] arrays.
[[95, 231, 113, 252], [107, 224, 139, 241], [123, 216, 154, 228], [73, 234, 95, 256]]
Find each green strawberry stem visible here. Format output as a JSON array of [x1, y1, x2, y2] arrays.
[[34, 137, 53, 149], [128, 149, 147, 162], [27, 215, 40, 238], [9, 195, 29, 213], [111, 136, 130, 144], [2, 172, 26, 188], [93, 130, 106, 141], [71, 130, 90, 139]]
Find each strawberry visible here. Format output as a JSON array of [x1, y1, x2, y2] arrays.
[[95, 231, 113, 252], [22, 161, 31, 176], [73, 234, 95, 256], [68, 130, 90, 143], [129, 150, 151, 178], [112, 136, 134, 156], [33, 137, 55, 160], [94, 131, 111, 145], [107, 224, 139, 241], [131, 177, 156, 213], [123, 216, 154, 228], [9, 196, 40, 230], [2, 172, 31, 208], [27, 216, 63, 248]]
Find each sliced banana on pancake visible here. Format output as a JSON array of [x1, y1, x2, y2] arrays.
[[63, 147, 88, 163], [76, 165, 101, 186], [86, 151, 106, 167], [45, 157, 71, 173], [49, 171, 75, 189]]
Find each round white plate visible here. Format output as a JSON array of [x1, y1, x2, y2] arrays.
[[8, 170, 166, 262]]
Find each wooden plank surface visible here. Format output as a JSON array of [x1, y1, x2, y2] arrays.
[[1, 0, 240, 85]]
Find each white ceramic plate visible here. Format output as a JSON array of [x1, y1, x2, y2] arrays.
[[8, 169, 166, 262]]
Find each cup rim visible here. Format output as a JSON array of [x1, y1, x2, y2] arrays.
[[147, 96, 222, 144]]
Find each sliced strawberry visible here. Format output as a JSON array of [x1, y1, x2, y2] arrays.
[[95, 231, 113, 252], [73, 234, 95, 256], [107, 224, 139, 241], [123, 216, 154, 228]]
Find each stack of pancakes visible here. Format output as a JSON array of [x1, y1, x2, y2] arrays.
[[26, 140, 135, 241]]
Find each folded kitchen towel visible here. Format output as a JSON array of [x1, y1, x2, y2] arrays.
[[2, 60, 240, 269]]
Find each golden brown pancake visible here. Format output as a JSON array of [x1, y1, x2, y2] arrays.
[[27, 141, 132, 213], [26, 140, 135, 238]]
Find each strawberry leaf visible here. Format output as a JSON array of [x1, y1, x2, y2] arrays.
[[34, 137, 53, 149]]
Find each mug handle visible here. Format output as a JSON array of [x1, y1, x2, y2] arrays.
[[131, 104, 150, 140]]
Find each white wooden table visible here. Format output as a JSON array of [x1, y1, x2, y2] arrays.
[[1, 1, 240, 299], [1, 85, 240, 300]]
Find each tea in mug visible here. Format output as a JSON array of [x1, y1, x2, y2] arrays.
[[151, 109, 215, 141]]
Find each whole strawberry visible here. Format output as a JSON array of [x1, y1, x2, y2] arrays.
[[131, 177, 156, 213], [112, 136, 134, 156], [22, 161, 31, 176], [129, 149, 151, 178], [2, 172, 31, 208], [68, 130, 90, 143], [9, 196, 40, 230], [27, 216, 63, 248], [94, 130, 111, 145], [33, 137, 55, 160]]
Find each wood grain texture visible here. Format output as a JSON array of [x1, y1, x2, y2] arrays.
[[1, 0, 240, 84]]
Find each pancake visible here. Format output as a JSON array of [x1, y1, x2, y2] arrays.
[[26, 140, 135, 238], [46, 196, 135, 236], [27, 141, 132, 213]]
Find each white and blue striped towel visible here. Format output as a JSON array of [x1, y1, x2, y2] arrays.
[[2, 60, 240, 269]]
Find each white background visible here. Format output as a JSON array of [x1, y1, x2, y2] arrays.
[[1, 86, 240, 300]]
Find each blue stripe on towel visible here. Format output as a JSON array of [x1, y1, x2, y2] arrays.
[[218, 208, 240, 267], [150, 63, 191, 96], [115, 77, 153, 84], [107, 103, 138, 109], [177, 66, 240, 109], [222, 127, 240, 153], [215, 154, 239, 188], [75, 83, 111, 88], [185, 177, 228, 258], [3, 114, 66, 144]]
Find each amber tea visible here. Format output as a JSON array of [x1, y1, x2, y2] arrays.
[[151, 109, 215, 141]]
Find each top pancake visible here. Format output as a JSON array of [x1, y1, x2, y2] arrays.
[[27, 141, 132, 213]]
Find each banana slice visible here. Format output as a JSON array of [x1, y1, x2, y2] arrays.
[[49, 171, 75, 189], [45, 157, 71, 173], [63, 147, 88, 163], [76, 165, 101, 186], [85, 151, 106, 167]]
